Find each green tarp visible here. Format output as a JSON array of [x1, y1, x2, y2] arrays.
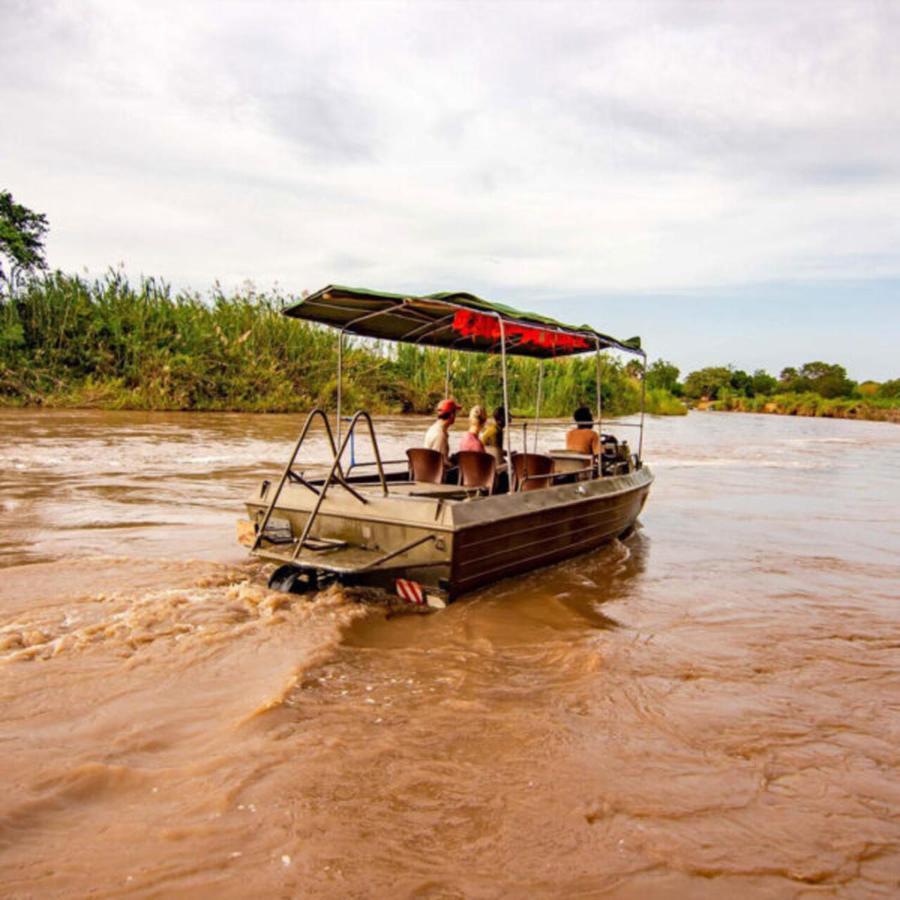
[[282, 284, 642, 359]]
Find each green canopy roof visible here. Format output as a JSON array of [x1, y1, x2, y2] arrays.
[[283, 285, 643, 359]]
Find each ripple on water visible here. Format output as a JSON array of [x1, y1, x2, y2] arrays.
[[0, 409, 898, 897]]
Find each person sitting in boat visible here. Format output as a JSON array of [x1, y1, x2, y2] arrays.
[[566, 405, 600, 456], [459, 405, 487, 453], [424, 398, 461, 465], [480, 405, 506, 466]]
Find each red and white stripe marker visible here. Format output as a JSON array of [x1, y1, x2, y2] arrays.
[[395, 578, 424, 605]]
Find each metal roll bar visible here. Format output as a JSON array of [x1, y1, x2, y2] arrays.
[[293, 410, 388, 559], [252, 407, 339, 553], [252, 406, 392, 558]]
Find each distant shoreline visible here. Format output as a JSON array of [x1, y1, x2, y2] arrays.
[[3, 273, 896, 425], [0, 396, 680, 419], [695, 396, 899, 424], [2, 397, 896, 425]]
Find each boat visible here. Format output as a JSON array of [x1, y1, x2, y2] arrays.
[[240, 285, 653, 605]]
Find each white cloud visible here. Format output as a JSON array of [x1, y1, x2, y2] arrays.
[[2, 0, 900, 298]]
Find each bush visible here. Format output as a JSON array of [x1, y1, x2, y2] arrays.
[[645, 388, 687, 415], [0, 271, 675, 416]]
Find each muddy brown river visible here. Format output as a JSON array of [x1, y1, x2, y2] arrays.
[[1, 409, 898, 898]]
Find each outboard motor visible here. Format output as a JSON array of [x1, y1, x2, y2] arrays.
[[600, 434, 619, 475]]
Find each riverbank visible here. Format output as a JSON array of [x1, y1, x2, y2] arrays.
[[0, 378, 687, 416], [705, 392, 900, 423], [0, 272, 686, 417]]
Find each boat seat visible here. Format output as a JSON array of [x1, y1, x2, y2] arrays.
[[549, 450, 594, 480], [511, 452, 555, 492], [406, 447, 444, 484], [456, 450, 497, 494]]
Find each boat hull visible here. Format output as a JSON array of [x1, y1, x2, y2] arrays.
[[449, 475, 649, 596], [245, 467, 653, 601]]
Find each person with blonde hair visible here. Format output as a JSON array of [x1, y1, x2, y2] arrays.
[[458, 404, 487, 453], [480, 405, 507, 466]]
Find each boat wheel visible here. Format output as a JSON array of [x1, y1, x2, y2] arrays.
[[268, 564, 319, 594]]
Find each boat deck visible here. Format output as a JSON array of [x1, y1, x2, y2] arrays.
[[374, 482, 482, 500], [255, 540, 438, 573]]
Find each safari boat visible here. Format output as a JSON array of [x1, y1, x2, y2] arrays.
[[240, 286, 653, 605]]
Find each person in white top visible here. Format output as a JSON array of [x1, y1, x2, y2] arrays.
[[423, 398, 461, 466]]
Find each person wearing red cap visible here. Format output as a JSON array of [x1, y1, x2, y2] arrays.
[[424, 398, 461, 466]]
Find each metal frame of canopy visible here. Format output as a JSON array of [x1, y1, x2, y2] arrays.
[[284, 286, 642, 356], [283, 287, 648, 462]]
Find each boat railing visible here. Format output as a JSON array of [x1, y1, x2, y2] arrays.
[[518, 418, 642, 444], [516, 418, 641, 481], [291, 410, 388, 558], [340, 415, 406, 476], [251, 408, 390, 557]]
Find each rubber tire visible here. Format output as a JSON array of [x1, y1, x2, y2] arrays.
[[268, 565, 317, 594]]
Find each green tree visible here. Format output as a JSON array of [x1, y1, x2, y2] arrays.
[[683, 366, 734, 400], [624, 358, 644, 380], [798, 361, 855, 398], [646, 359, 680, 393], [856, 380, 880, 397], [779, 362, 854, 397], [0, 191, 49, 297], [750, 369, 778, 396], [876, 378, 900, 399], [729, 368, 753, 397]]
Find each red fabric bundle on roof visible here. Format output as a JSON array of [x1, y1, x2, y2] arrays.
[[452, 310, 591, 354]]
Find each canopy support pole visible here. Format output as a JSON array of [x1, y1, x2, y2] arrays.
[[335, 300, 407, 448], [533, 359, 544, 452], [595, 338, 603, 437], [444, 350, 452, 396], [336, 330, 344, 446], [638, 352, 647, 463], [496, 314, 511, 447]]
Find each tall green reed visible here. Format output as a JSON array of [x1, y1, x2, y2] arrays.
[[0, 272, 677, 416]]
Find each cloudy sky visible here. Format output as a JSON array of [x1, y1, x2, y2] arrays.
[[2, 0, 898, 378]]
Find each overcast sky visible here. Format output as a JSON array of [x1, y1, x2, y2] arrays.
[[2, 0, 898, 378]]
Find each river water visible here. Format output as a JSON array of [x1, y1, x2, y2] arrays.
[[1, 409, 898, 898]]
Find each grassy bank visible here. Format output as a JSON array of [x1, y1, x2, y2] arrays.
[[710, 392, 900, 423], [0, 272, 685, 417]]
